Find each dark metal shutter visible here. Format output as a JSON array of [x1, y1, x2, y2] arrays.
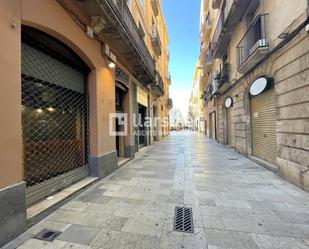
[[210, 112, 216, 139], [227, 108, 234, 146], [21, 37, 89, 207], [251, 88, 277, 164]]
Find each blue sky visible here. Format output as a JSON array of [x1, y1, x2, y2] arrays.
[[163, 0, 201, 118]]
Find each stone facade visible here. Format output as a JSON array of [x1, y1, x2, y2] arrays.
[[199, 0, 309, 191]]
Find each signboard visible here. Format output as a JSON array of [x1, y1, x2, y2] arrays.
[[224, 97, 233, 108], [250, 77, 268, 96], [137, 86, 148, 107]]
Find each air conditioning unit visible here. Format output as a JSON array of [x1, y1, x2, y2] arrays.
[[249, 39, 267, 55]]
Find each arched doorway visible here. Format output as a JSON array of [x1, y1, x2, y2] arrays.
[[21, 26, 90, 206]]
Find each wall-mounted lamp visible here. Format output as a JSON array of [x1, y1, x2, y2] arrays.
[[108, 61, 116, 68], [103, 44, 117, 69]]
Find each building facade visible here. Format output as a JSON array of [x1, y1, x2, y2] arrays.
[[200, 0, 309, 190], [0, 0, 171, 246], [188, 61, 205, 132]]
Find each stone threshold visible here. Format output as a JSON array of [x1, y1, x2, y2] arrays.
[[118, 157, 131, 167], [27, 177, 98, 223], [247, 155, 279, 174]]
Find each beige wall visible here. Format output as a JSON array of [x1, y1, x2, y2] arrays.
[[22, 0, 116, 157], [0, 0, 23, 188], [0, 0, 120, 188]]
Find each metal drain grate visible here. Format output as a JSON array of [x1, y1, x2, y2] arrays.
[[173, 207, 194, 233], [34, 229, 62, 242]]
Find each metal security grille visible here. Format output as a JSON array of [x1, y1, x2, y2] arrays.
[[21, 29, 89, 206], [174, 207, 194, 233]]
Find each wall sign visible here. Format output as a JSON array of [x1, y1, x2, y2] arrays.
[[224, 97, 233, 108], [137, 86, 148, 107], [250, 77, 268, 96], [115, 66, 129, 88]]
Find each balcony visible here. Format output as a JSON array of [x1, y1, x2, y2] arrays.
[[211, 63, 230, 95], [237, 14, 269, 73], [168, 98, 173, 109], [151, 25, 162, 56], [204, 49, 213, 74], [166, 72, 171, 82], [151, 0, 159, 16], [152, 72, 164, 97], [78, 0, 155, 84], [201, 12, 212, 41], [202, 88, 212, 104], [211, 77, 220, 95], [212, 0, 251, 58]]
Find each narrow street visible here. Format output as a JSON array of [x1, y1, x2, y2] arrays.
[[6, 133, 309, 249]]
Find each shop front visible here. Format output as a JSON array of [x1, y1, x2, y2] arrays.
[[21, 26, 90, 206], [250, 77, 277, 164], [136, 86, 149, 149]]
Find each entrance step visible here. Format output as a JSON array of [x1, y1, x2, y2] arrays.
[[27, 177, 97, 222]]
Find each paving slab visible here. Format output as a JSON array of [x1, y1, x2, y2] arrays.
[[5, 133, 309, 249]]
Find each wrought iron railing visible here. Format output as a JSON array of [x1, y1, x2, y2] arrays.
[[105, 0, 155, 79], [212, 0, 235, 50], [236, 14, 268, 68], [168, 98, 173, 109], [205, 49, 213, 64], [152, 72, 164, 95]]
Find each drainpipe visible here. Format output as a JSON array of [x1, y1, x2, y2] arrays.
[[306, 0, 309, 33]]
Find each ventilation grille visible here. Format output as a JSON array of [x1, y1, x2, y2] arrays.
[[173, 207, 194, 233], [34, 229, 62, 242]]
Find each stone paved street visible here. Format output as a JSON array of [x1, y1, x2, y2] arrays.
[[6, 133, 309, 249]]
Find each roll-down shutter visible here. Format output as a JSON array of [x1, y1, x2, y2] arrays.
[[22, 28, 89, 207], [227, 108, 234, 146], [251, 89, 277, 164]]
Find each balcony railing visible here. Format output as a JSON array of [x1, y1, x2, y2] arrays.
[[212, 0, 234, 51], [168, 98, 173, 109], [204, 49, 213, 73], [151, 0, 159, 16], [80, 0, 156, 84], [152, 72, 164, 97], [236, 14, 268, 69], [109, 0, 155, 74], [205, 49, 213, 64], [211, 62, 229, 95], [212, 0, 253, 58], [151, 25, 162, 56]]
